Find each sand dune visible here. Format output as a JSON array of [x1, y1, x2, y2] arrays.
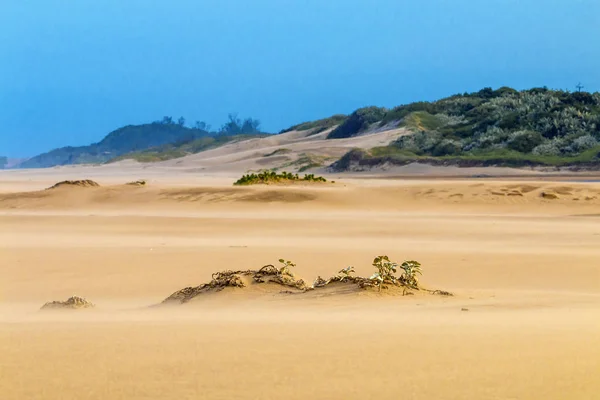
[[1, 168, 599, 399], [151, 127, 409, 173]]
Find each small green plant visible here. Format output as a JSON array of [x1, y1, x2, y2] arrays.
[[278, 259, 296, 277], [337, 266, 355, 281], [399, 260, 422, 288], [370, 255, 399, 291]]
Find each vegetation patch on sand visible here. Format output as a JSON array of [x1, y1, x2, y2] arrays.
[[163, 260, 308, 304], [41, 296, 95, 310], [162, 256, 451, 305], [46, 180, 100, 190], [125, 179, 147, 186], [234, 171, 328, 185]]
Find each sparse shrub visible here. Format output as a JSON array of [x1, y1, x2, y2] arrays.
[[370, 255, 399, 291], [278, 259, 296, 276], [337, 266, 355, 281], [368, 255, 424, 291], [163, 254, 443, 305], [399, 261, 422, 288]]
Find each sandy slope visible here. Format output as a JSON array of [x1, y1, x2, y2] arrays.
[[1, 169, 599, 400], [117, 127, 410, 173]]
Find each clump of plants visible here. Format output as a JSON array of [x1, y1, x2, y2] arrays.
[[162, 255, 450, 305], [310, 256, 426, 293], [369, 256, 423, 290], [278, 259, 296, 277], [233, 171, 327, 185]]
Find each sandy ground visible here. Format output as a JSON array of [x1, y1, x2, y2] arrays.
[[1, 168, 599, 400]]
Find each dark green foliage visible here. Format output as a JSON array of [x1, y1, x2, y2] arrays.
[[281, 115, 347, 134], [327, 107, 387, 139], [233, 171, 327, 185], [219, 113, 261, 135], [506, 131, 544, 153], [432, 139, 462, 156]]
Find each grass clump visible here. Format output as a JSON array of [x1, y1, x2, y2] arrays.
[[233, 171, 327, 185], [399, 111, 447, 131]]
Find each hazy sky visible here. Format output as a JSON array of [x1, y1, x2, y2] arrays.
[[1, 0, 599, 157]]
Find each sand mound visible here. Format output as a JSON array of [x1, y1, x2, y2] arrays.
[[47, 180, 100, 190], [162, 261, 451, 305], [163, 265, 308, 304], [40, 296, 95, 310]]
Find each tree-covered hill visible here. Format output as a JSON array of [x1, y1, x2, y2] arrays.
[[18, 122, 210, 169], [17, 114, 263, 169], [296, 87, 600, 169]]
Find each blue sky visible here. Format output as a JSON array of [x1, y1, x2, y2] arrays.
[[1, 0, 599, 157]]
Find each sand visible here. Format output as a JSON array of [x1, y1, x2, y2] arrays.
[[1, 167, 599, 400]]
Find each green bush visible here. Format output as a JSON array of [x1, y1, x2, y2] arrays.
[[507, 130, 544, 153], [327, 107, 387, 139]]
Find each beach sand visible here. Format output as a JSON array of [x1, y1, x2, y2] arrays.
[[1, 168, 599, 399]]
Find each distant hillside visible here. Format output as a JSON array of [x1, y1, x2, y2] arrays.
[[18, 123, 210, 169], [0, 156, 7, 169], [278, 87, 600, 170], [15, 87, 600, 170], [17, 113, 264, 169]]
